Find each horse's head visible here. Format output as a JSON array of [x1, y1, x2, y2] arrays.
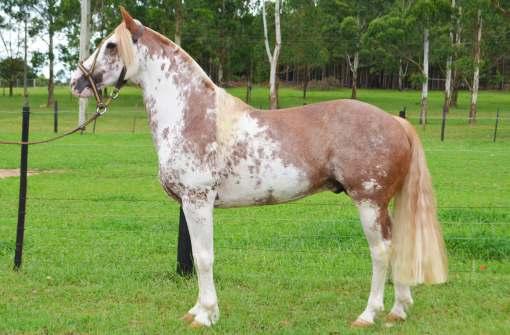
[[70, 7, 143, 98]]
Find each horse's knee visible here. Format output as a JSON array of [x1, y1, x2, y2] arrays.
[[194, 250, 214, 272]]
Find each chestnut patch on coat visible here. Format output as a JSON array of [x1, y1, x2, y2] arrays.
[[140, 28, 217, 161]]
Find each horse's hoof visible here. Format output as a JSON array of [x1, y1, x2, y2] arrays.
[[386, 313, 406, 322], [351, 319, 374, 328], [181, 313, 195, 324], [190, 320, 205, 329]]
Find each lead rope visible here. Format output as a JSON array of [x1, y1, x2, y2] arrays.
[[0, 33, 126, 146]]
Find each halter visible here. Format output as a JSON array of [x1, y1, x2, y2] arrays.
[[77, 24, 144, 115], [77, 32, 126, 116]]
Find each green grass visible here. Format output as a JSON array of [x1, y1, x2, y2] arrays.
[[0, 86, 509, 334]]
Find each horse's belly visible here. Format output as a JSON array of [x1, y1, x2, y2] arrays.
[[214, 160, 311, 208]]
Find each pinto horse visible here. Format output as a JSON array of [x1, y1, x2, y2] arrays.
[[70, 8, 447, 328]]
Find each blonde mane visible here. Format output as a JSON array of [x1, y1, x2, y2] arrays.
[[114, 22, 135, 67]]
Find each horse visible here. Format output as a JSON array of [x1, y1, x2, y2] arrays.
[[70, 7, 447, 328]]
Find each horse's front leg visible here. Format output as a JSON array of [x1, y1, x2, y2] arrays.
[[180, 191, 219, 328]]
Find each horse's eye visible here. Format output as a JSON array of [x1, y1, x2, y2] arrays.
[[106, 42, 117, 49]]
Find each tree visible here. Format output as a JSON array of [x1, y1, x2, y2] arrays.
[[262, 0, 281, 109], [411, 0, 451, 125], [0, 13, 23, 96], [339, 0, 390, 99], [78, 0, 91, 128], [469, 7, 483, 124], [175, 0, 183, 46], [0, 58, 24, 95], [284, 0, 329, 100]]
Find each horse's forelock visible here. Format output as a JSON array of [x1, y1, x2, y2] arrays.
[[114, 22, 135, 67]]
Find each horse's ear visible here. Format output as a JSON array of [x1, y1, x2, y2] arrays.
[[119, 6, 138, 35]]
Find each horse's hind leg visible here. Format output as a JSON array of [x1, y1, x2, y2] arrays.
[[388, 282, 413, 321], [351, 200, 391, 327]]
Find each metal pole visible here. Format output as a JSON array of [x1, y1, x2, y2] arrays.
[[53, 100, 58, 133], [493, 109, 500, 143], [14, 107, 30, 270], [441, 103, 447, 142], [176, 206, 194, 276]]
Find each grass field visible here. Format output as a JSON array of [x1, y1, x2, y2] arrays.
[[0, 86, 509, 334]]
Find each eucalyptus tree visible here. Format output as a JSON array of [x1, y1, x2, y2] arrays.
[[262, 0, 282, 109], [411, 0, 451, 124], [284, 0, 329, 99], [338, 0, 390, 99], [79, 0, 90, 127]]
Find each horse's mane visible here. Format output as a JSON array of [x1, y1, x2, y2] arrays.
[[115, 22, 215, 90], [115, 22, 135, 67]]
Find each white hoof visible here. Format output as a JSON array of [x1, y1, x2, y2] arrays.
[[182, 303, 219, 327]]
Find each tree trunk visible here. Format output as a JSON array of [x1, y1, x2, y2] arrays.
[[79, 0, 91, 127], [469, 9, 482, 124], [47, 26, 55, 107], [175, 0, 182, 46], [262, 0, 281, 109], [420, 28, 429, 125], [398, 59, 404, 91], [246, 57, 253, 103], [303, 65, 309, 100], [9, 80, 13, 97], [450, 5, 462, 108], [218, 62, 224, 86], [444, 0, 456, 114], [348, 51, 359, 99]]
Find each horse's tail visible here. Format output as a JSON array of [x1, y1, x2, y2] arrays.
[[391, 117, 448, 286]]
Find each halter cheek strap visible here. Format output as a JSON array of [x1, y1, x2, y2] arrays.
[[77, 23, 145, 114]]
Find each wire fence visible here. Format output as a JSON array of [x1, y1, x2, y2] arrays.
[[0, 99, 509, 280]]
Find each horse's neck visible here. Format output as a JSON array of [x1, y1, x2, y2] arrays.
[[138, 46, 218, 144]]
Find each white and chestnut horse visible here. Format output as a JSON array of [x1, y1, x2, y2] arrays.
[[71, 8, 447, 328]]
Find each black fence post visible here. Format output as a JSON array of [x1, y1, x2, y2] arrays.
[[14, 106, 30, 271], [53, 100, 58, 133], [440, 103, 447, 142], [493, 108, 500, 143], [399, 106, 406, 119], [176, 206, 194, 276]]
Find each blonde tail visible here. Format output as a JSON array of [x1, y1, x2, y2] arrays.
[[391, 117, 448, 286]]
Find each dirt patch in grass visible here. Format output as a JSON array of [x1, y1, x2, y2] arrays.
[[0, 169, 41, 179]]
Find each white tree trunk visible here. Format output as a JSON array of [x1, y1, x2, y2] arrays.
[[444, 0, 455, 111], [262, 0, 281, 109], [420, 28, 429, 125], [469, 9, 482, 124], [78, 0, 91, 127]]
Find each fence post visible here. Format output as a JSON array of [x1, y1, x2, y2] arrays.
[[176, 206, 194, 276], [399, 106, 406, 119], [14, 106, 30, 271], [493, 108, 500, 143], [132, 115, 137, 133], [53, 100, 58, 133], [440, 103, 447, 142]]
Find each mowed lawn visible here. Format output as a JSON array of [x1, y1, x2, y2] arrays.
[[0, 86, 509, 334]]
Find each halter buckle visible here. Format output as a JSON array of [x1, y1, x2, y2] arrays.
[[96, 103, 109, 115], [111, 88, 120, 100]]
